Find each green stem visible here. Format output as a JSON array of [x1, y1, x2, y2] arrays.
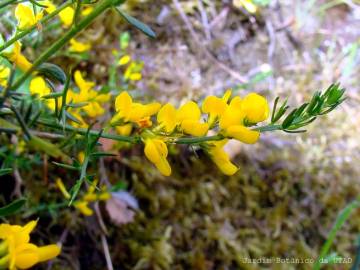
[[252, 124, 282, 132], [37, 118, 139, 143], [0, 0, 17, 10], [175, 134, 224, 144], [0, 1, 73, 52], [9, 0, 117, 91]]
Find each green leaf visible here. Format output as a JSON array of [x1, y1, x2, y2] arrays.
[[115, 8, 156, 38], [52, 162, 79, 171], [37, 63, 67, 84], [0, 168, 12, 176], [42, 91, 64, 99], [0, 198, 27, 217]]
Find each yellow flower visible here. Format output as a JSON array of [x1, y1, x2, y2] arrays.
[[55, 178, 71, 199], [15, 3, 43, 30], [177, 101, 209, 136], [156, 101, 209, 136], [69, 39, 91, 53], [202, 89, 232, 126], [29, 76, 58, 110], [41, 0, 56, 14], [115, 124, 133, 136], [74, 179, 111, 216], [67, 71, 110, 118], [0, 66, 10, 88], [206, 139, 238, 175], [144, 138, 171, 176], [56, 178, 111, 216], [118, 55, 131, 66], [81, 6, 93, 16], [59, 6, 74, 27], [123, 61, 143, 82], [2, 42, 32, 72], [74, 201, 93, 216], [219, 92, 269, 144], [111, 91, 161, 126], [241, 93, 269, 123], [0, 220, 61, 270], [157, 103, 177, 133]]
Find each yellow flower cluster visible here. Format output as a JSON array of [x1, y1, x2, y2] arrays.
[[111, 90, 269, 176], [29, 70, 110, 126], [0, 220, 60, 270], [56, 178, 111, 216]]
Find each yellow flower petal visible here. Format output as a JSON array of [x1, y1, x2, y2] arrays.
[[241, 93, 269, 123], [144, 139, 171, 176], [59, 6, 74, 27], [74, 70, 94, 92], [181, 120, 209, 137], [30, 76, 51, 97], [177, 101, 201, 122], [115, 91, 132, 112], [118, 55, 131, 66], [42, 0, 56, 14], [55, 178, 71, 199], [37, 244, 61, 262], [226, 125, 260, 144], [69, 38, 91, 53], [115, 124, 132, 136], [15, 4, 43, 30], [74, 201, 93, 216], [14, 243, 39, 269], [81, 6, 93, 16], [157, 103, 177, 133], [208, 140, 238, 175]]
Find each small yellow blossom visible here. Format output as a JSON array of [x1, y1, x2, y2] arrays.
[[29, 76, 57, 110], [157, 103, 178, 133], [111, 91, 161, 126], [0, 220, 60, 270], [115, 124, 133, 136], [202, 89, 232, 126], [81, 6, 93, 16], [156, 101, 209, 136], [118, 55, 131, 66], [144, 138, 171, 176], [59, 6, 74, 27], [15, 3, 43, 30], [41, 0, 56, 14], [241, 93, 269, 123], [2, 42, 32, 72], [0, 66, 10, 88], [206, 139, 238, 175], [123, 61, 143, 82], [69, 39, 91, 53], [74, 179, 111, 216], [55, 178, 111, 216], [177, 101, 209, 136], [67, 71, 110, 118], [55, 178, 71, 199], [219, 92, 269, 144]]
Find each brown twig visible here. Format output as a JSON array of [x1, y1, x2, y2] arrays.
[[172, 0, 248, 83]]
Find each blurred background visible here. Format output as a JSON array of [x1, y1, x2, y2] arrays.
[[1, 0, 360, 269]]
